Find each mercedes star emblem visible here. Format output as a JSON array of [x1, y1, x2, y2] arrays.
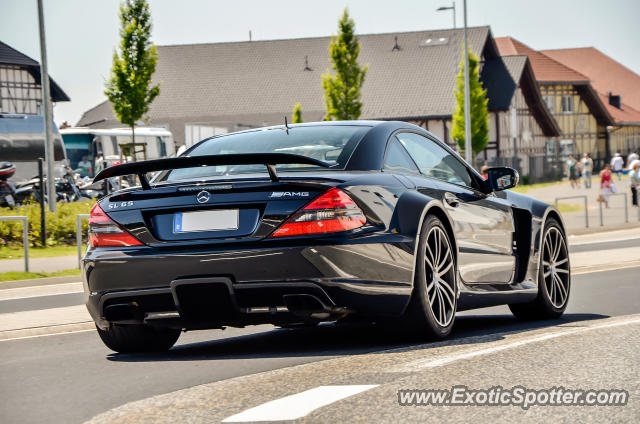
[[196, 190, 211, 204]]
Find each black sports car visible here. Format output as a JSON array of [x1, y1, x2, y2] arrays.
[[83, 121, 570, 353]]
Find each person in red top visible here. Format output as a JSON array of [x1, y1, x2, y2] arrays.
[[599, 163, 613, 208]]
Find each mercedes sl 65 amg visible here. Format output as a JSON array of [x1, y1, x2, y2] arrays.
[[83, 121, 571, 353]]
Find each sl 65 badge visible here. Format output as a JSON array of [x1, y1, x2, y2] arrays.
[[108, 201, 134, 209]]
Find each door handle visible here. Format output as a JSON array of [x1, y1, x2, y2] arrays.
[[444, 192, 460, 207]]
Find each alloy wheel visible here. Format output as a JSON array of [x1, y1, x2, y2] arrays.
[[542, 227, 570, 308], [424, 226, 456, 327]]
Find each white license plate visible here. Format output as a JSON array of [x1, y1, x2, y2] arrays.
[[173, 209, 239, 233]]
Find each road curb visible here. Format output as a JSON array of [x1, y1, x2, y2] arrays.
[[566, 221, 640, 236], [572, 261, 640, 275], [0, 275, 82, 290]]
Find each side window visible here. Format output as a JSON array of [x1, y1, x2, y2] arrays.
[[383, 137, 420, 175], [396, 132, 474, 188], [157, 136, 167, 157]]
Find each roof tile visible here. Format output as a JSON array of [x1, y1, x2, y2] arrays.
[[494, 37, 589, 83]]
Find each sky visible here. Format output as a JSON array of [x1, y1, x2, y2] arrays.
[[2, 0, 639, 126]]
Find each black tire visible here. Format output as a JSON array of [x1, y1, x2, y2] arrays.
[[509, 217, 570, 320], [96, 324, 181, 353], [405, 214, 457, 339]]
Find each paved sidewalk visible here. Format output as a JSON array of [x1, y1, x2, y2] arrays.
[[523, 178, 640, 231], [0, 255, 77, 273]]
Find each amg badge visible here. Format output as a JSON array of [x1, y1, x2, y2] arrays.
[[270, 191, 310, 198]]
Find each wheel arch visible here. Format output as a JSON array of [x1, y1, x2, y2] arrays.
[[535, 205, 569, 284], [544, 208, 566, 235], [394, 191, 458, 303]]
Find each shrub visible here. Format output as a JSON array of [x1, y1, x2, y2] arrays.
[[0, 201, 95, 248]]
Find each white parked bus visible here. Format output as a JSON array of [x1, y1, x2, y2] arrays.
[[60, 127, 175, 177]]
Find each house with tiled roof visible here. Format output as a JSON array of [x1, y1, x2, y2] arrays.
[[541, 47, 640, 157], [495, 37, 640, 164], [0, 40, 70, 114], [78, 27, 561, 178]]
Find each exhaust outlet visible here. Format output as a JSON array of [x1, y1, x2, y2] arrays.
[[283, 294, 331, 318]]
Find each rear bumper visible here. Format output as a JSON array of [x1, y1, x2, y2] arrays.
[[82, 237, 415, 329]]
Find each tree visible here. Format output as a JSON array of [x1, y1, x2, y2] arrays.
[[292, 102, 303, 123], [105, 0, 159, 161], [451, 49, 489, 158], [322, 9, 368, 121]]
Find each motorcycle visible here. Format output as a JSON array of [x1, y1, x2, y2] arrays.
[[12, 166, 98, 205], [0, 162, 17, 208]]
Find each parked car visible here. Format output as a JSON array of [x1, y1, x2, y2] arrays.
[[83, 121, 570, 353]]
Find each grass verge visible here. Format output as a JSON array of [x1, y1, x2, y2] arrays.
[[0, 245, 81, 260], [0, 268, 81, 282], [557, 203, 584, 214], [511, 180, 565, 194]]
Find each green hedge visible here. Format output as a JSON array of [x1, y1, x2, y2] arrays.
[[0, 201, 95, 248]]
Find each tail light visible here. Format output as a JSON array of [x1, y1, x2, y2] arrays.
[[270, 188, 366, 237], [88, 203, 143, 247]]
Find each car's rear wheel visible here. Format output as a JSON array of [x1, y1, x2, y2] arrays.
[[509, 217, 570, 319], [406, 214, 457, 339], [96, 324, 181, 353]]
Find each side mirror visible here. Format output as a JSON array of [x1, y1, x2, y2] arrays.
[[485, 167, 519, 192]]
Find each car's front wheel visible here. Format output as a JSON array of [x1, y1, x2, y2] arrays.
[[96, 324, 181, 353], [509, 217, 570, 319], [406, 214, 457, 339]]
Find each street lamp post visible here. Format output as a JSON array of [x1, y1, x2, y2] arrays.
[[438, 1, 471, 165], [461, 0, 472, 165], [436, 2, 456, 29], [37, 0, 56, 211]]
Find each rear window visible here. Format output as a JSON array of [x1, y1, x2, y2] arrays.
[[162, 125, 369, 182]]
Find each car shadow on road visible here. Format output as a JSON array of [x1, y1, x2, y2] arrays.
[[106, 312, 609, 363]]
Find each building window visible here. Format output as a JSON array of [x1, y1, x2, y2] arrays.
[[561, 95, 573, 113], [184, 124, 228, 147], [542, 95, 555, 113]]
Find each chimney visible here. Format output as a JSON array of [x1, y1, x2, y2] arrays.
[[392, 35, 401, 51], [608, 92, 621, 109]]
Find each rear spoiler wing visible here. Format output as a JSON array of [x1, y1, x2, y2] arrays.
[[93, 153, 331, 189]]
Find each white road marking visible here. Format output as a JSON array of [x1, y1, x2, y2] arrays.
[[0, 282, 83, 301], [396, 315, 640, 372], [0, 328, 94, 342], [221, 385, 379, 422]]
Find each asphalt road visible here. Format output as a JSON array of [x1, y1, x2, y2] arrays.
[[1, 263, 639, 423]]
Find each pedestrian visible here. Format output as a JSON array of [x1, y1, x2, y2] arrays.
[[566, 154, 579, 189], [630, 160, 640, 207], [580, 153, 593, 189], [611, 153, 624, 180], [76, 155, 92, 177], [94, 152, 105, 176], [599, 163, 613, 208], [627, 150, 639, 168]]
